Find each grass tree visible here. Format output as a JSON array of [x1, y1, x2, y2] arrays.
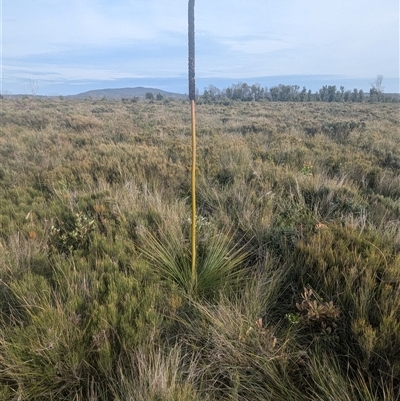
[[139, 0, 248, 299]]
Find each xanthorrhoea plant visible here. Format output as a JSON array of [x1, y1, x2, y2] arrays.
[[140, 226, 248, 299], [140, 1, 249, 300]]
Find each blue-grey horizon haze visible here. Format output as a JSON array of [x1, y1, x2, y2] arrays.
[[1, 0, 399, 96]]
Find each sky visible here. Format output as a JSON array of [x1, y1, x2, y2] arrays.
[[1, 0, 399, 96]]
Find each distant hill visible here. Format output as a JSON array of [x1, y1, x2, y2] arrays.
[[68, 87, 186, 100]]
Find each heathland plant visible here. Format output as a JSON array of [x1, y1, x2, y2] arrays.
[[0, 97, 399, 399], [140, 225, 248, 299]]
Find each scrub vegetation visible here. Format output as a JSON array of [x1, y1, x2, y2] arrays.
[[0, 96, 399, 400]]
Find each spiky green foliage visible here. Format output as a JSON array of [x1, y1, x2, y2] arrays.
[[140, 226, 248, 299]]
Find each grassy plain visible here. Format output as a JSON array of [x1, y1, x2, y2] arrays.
[[0, 97, 399, 400]]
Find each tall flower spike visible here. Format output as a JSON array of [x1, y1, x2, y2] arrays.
[[188, 0, 197, 284], [188, 0, 195, 101]]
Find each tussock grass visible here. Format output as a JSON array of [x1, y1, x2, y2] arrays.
[[0, 98, 399, 399], [110, 343, 203, 401]]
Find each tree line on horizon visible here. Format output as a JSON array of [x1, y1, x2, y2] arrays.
[[200, 77, 397, 103]]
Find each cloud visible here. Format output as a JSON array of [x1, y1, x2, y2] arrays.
[[3, 0, 185, 58], [2, 0, 398, 95], [220, 35, 292, 55]]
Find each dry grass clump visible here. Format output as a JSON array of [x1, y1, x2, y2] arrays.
[[0, 98, 399, 400]]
